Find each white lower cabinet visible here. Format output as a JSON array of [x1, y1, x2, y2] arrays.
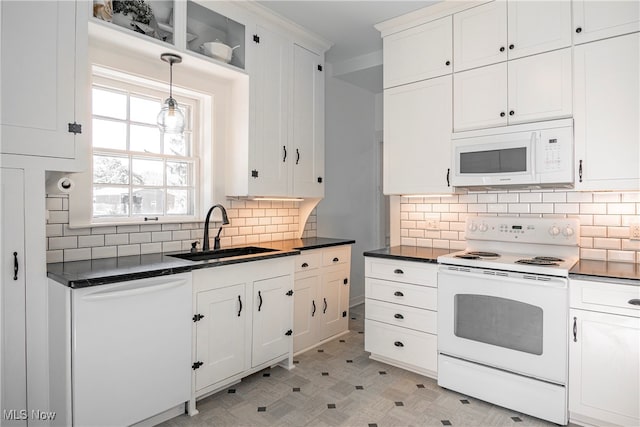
[[569, 278, 640, 426], [293, 245, 352, 354], [364, 257, 438, 378], [192, 257, 294, 398]]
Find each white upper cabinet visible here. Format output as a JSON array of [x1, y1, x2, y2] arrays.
[[454, 48, 572, 131], [573, 0, 640, 45], [1, 1, 88, 163], [453, 0, 571, 72], [384, 75, 453, 195], [383, 16, 452, 88], [574, 33, 640, 191], [292, 44, 325, 198]]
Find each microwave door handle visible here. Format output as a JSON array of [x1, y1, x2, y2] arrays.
[[530, 131, 538, 177]]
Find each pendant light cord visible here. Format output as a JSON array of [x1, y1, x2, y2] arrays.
[[169, 60, 173, 100]]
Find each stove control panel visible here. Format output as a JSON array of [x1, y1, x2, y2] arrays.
[[465, 217, 579, 245]]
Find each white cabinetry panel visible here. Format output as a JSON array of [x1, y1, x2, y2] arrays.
[[573, 0, 640, 45], [252, 275, 292, 367], [454, 63, 507, 131]]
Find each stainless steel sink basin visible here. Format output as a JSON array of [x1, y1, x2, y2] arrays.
[[168, 246, 278, 262]]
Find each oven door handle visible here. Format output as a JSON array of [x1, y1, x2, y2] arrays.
[[438, 267, 568, 288]]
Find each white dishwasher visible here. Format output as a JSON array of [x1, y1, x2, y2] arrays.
[[49, 273, 192, 426]]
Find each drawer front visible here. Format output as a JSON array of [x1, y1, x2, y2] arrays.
[[365, 319, 437, 372], [366, 299, 436, 334], [295, 251, 323, 272], [570, 279, 640, 318], [322, 245, 351, 267], [365, 257, 437, 286], [366, 278, 437, 310]]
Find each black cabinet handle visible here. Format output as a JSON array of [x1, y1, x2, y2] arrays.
[[628, 299, 640, 306], [446, 168, 450, 187], [394, 341, 404, 347], [13, 252, 18, 280], [333, 257, 339, 262], [394, 291, 404, 297], [509, 110, 515, 116], [500, 112, 506, 117], [301, 262, 309, 268], [283, 145, 287, 162], [445, 60, 451, 66], [285, 329, 293, 336], [238, 295, 242, 317], [258, 291, 263, 311], [323, 297, 327, 314], [509, 44, 515, 49], [499, 46, 505, 52], [579, 160, 583, 183], [296, 148, 300, 165], [394, 269, 404, 274], [576, 27, 582, 34], [394, 313, 404, 319], [573, 317, 577, 342], [312, 300, 316, 317], [343, 278, 348, 285]]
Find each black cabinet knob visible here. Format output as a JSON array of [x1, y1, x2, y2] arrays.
[[394, 341, 404, 347], [509, 44, 515, 50], [301, 262, 309, 268], [576, 27, 582, 34], [509, 110, 515, 116], [394, 313, 404, 319], [393, 269, 404, 274], [333, 257, 339, 262], [394, 291, 404, 297], [500, 112, 506, 117], [445, 60, 451, 66], [499, 46, 505, 52]]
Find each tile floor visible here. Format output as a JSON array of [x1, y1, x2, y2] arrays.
[[161, 304, 567, 427]]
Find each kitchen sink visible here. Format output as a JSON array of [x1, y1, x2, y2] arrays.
[[168, 246, 278, 262]]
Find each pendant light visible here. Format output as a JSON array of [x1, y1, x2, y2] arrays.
[[157, 53, 185, 134]]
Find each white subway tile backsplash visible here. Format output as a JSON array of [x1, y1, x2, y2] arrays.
[[47, 250, 63, 263], [162, 241, 182, 253], [580, 203, 607, 214], [519, 193, 543, 203], [531, 204, 554, 214], [567, 192, 593, 203], [64, 248, 92, 262], [92, 226, 117, 235], [140, 224, 162, 232], [593, 214, 621, 227], [151, 231, 172, 242], [63, 225, 91, 236], [607, 250, 636, 263], [508, 204, 530, 213], [49, 236, 77, 250], [542, 192, 566, 203], [140, 243, 161, 254], [608, 203, 636, 215], [47, 210, 69, 224], [593, 193, 621, 203], [118, 245, 141, 257], [46, 198, 63, 210], [554, 203, 580, 214], [478, 194, 498, 203], [593, 238, 621, 250], [117, 225, 140, 234], [580, 248, 607, 261], [92, 246, 117, 259], [46, 224, 63, 237], [78, 235, 105, 248]]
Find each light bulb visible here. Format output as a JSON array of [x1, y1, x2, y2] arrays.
[[157, 97, 185, 134]]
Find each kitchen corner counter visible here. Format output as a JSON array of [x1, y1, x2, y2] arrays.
[[570, 260, 640, 284], [363, 246, 452, 263], [47, 237, 355, 288]]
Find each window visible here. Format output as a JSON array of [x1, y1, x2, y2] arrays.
[[91, 76, 199, 222]]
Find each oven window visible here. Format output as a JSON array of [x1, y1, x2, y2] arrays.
[[454, 294, 543, 355], [460, 147, 527, 174]]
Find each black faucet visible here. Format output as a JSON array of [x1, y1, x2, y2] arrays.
[[202, 204, 230, 251]]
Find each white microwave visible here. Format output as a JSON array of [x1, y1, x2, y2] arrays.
[[451, 119, 574, 189]]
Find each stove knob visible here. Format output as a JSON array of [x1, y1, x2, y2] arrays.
[[549, 226, 560, 236], [562, 227, 575, 237], [479, 224, 488, 232], [468, 223, 478, 232]]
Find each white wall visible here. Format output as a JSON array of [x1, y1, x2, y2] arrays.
[[317, 68, 380, 306]]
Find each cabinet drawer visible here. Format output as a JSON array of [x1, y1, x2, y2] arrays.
[[365, 257, 437, 286], [366, 299, 436, 334], [570, 278, 640, 318], [322, 245, 351, 267], [366, 278, 437, 310], [295, 251, 323, 272], [365, 319, 437, 372]]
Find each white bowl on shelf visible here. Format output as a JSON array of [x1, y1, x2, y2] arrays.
[[200, 41, 239, 63]]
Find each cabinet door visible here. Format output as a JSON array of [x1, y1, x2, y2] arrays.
[[195, 284, 247, 391], [252, 275, 292, 367], [0, 1, 87, 159], [293, 272, 321, 353], [453, 63, 507, 131], [453, 1, 507, 72], [569, 309, 640, 426], [574, 33, 640, 191], [320, 269, 349, 340], [383, 16, 452, 88], [1, 168, 26, 426], [384, 75, 453, 195], [249, 24, 291, 196], [507, 1, 571, 60], [573, 0, 640, 45], [507, 48, 572, 125], [292, 44, 324, 198]]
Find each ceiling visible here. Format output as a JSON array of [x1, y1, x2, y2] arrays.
[[257, 1, 437, 92]]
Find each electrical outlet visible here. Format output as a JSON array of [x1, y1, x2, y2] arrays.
[[630, 224, 640, 240], [426, 218, 440, 230]]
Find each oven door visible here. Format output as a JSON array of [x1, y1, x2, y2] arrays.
[[438, 266, 568, 384]]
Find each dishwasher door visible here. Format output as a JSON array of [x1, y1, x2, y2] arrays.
[[72, 274, 192, 426]]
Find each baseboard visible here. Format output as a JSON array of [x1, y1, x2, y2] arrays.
[[131, 404, 185, 427], [369, 353, 437, 380]]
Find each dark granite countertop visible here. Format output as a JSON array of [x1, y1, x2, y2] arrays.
[[570, 260, 640, 285], [363, 246, 453, 263], [48, 237, 355, 288]]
